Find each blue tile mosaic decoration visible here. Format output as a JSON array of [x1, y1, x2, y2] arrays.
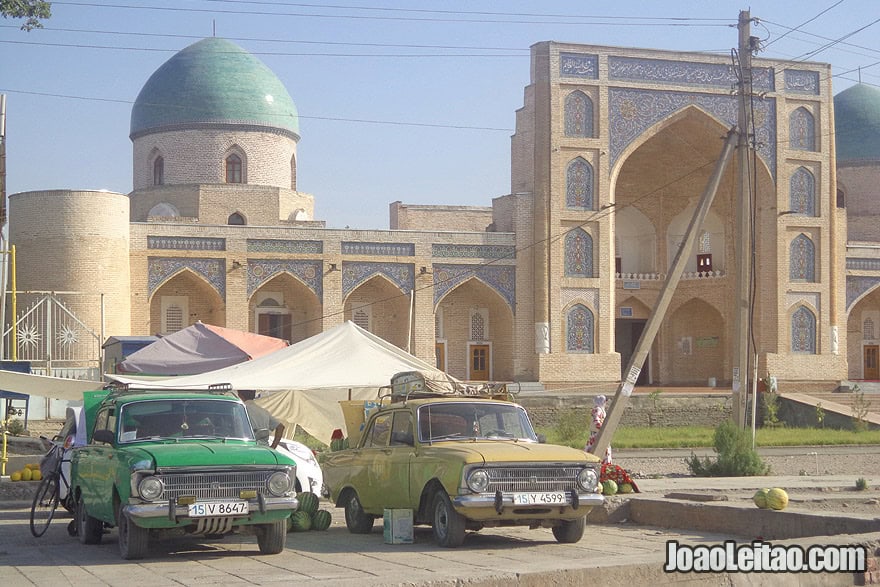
[[566, 304, 594, 353], [789, 107, 816, 151], [432, 244, 516, 261], [433, 264, 515, 310], [341, 242, 415, 256], [608, 56, 774, 92], [789, 234, 815, 282], [789, 167, 816, 216], [148, 236, 226, 251], [609, 87, 776, 178], [565, 229, 594, 276], [784, 69, 820, 95], [791, 306, 816, 353], [342, 262, 414, 298], [247, 259, 323, 299], [247, 239, 323, 254], [560, 53, 598, 78], [847, 258, 880, 271], [847, 275, 880, 309], [148, 257, 225, 299], [564, 91, 593, 138], [566, 158, 594, 209]]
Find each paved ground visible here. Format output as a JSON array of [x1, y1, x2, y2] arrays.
[[2, 472, 879, 586]]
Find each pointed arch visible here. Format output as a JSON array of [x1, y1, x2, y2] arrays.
[[564, 90, 593, 138], [228, 211, 246, 225], [791, 305, 817, 353], [565, 228, 593, 277], [789, 166, 815, 216], [790, 233, 815, 282], [790, 107, 816, 151], [566, 157, 594, 209], [565, 303, 594, 353], [153, 155, 164, 186], [147, 202, 179, 218]]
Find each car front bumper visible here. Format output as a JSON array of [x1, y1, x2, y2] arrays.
[[453, 491, 604, 512], [124, 495, 298, 524]]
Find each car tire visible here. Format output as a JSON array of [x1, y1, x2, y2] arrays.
[[432, 490, 466, 548], [256, 520, 287, 554], [76, 494, 103, 545], [552, 516, 586, 543], [343, 491, 375, 534], [117, 504, 149, 560]]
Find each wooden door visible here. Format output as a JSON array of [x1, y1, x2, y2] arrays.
[[435, 342, 446, 371], [865, 345, 879, 380], [470, 345, 490, 381]]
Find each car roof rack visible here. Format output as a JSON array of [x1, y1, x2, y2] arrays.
[[102, 382, 236, 397]]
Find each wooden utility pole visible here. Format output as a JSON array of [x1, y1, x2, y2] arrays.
[[733, 10, 755, 427], [591, 128, 739, 458]]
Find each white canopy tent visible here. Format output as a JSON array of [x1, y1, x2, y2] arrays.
[[107, 321, 455, 444]]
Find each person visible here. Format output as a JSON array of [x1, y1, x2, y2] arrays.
[[584, 394, 612, 464], [238, 390, 284, 448]]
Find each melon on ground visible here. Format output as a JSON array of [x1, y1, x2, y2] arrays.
[[753, 488, 770, 509], [601, 480, 618, 495], [766, 488, 789, 511]]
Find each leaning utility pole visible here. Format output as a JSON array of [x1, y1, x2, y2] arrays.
[[733, 10, 755, 427]]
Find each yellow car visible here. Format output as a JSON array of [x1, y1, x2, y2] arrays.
[[323, 396, 603, 547]]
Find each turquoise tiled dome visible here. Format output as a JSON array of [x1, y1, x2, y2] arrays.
[[130, 38, 299, 138], [834, 84, 880, 162]]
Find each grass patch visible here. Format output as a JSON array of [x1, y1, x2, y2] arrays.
[[536, 424, 880, 449]]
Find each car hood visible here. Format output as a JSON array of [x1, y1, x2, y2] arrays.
[[425, 440, 601, 465], [124, 442, 295, 468]]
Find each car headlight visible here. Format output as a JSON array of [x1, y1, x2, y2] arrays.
[[577, 467, 599, 492], [466, 469, 490, 493], [267, 471, 293, 496], [138, 476, 165, 501]]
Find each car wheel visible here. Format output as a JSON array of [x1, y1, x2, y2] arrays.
[[552, 516, 586, 543], [117, 504, 149, 560], [343, 491, 375, 534], [256, 520, 287, 554], [76, 494, 103, 545], [432, 490, 466, 548]]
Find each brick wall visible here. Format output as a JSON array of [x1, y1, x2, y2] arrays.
[[389, 202, 493, 231]]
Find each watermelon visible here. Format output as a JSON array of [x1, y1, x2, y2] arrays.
[[753, 488, 770, 509], [297, 491, 320, 516], [290, 510, 312, 532], [618, 483, 633, 494], [601, 480, 618, 495], [311, 509, 332, 531], [766, 488, 789, 511]]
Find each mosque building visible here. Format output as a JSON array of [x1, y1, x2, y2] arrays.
[[8, 36, 878, 391]]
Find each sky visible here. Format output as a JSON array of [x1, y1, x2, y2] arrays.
[[2, 0, 879, 229]]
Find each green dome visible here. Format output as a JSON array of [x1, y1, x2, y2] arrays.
[[834, 84, 880, 162], [130, 38, 299, 139]]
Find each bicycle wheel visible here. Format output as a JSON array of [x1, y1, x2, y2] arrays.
[[30, 474, 60, 538]]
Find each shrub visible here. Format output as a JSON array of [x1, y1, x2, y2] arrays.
[[761, 391, 781, 427], [851, 391, 871, 433], [856, 477, 868, 491], [555, 410, 586, 446], [686, 419, 769, 477]]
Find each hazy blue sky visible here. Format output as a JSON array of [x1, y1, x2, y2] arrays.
[[2, 1, 878, 229]]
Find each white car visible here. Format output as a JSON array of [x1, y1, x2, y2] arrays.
[[275, 438, 323, 495]]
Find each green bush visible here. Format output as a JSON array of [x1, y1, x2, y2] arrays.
[[686, 419, 769, 477], [554, 410, 587, 447]]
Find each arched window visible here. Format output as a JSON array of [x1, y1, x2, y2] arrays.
[[789, 234, 815, 282], [791, 306, 816, 353], [566, 304, 594, 353], [228, 212, 246, 225], [566, 157, 593, 209], [153, 156, 164, 186], [290, 153, 297, 191], [790, 107, 816, 151], [564, 91, 593, 138], [147, 202, 179, 218], [789, 167, 815, 216], [565, 228, 593, 277], [226, 154, 243, 183]]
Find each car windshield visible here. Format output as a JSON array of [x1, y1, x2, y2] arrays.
[[118, 398, 255, 442], [417, 402, 538, 442]]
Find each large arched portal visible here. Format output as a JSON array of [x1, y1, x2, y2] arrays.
[[343, 276, 410, 350], [847, 284, 880, 380], [249, 273, 322, 344], [149, 270, 225, 334], [666, 298, 725, 385]]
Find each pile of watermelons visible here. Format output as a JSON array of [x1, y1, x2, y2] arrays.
[[288, 491, 333, 532]]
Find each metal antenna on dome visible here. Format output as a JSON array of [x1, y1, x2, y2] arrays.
[[212, 19, 216, 37]]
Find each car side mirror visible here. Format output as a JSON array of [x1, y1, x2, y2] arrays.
[[93, 429, 115, 444], [536, 434, 547, 444], [255, 428, 271, 442]]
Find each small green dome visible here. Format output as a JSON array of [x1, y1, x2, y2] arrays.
[[130, 38, 299, 139], [834, 84, 880, 162]]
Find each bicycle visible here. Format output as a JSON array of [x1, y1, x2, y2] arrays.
[[29, 439, 71, 538]]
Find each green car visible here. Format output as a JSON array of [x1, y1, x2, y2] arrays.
[[69, 387, 298, 559], [323, 395, 603, 547]]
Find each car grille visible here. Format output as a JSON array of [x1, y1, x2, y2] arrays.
[[485, 466, 585, 492], [157, 471, 271, 500]]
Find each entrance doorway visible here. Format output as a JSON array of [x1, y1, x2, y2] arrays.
[[615, 319, 650, 384], [469, 344, 490, 381], [865, 345, 879, 380]]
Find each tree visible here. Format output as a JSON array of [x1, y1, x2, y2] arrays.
[[2, 0, 51, 31]]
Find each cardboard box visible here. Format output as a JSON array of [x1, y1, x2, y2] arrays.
[[383, 508, 413, 544]]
